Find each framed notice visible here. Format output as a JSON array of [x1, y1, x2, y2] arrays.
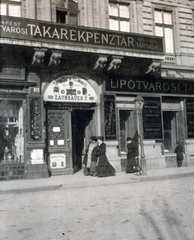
[[143, 97, 163, 139], [104, 95, 116, 140], [49, 154, 66, 169]]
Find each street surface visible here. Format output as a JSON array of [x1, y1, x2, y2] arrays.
[[0, 176, 194, 240]]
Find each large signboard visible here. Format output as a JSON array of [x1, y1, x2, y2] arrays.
[[143, 97, 163, 139], [0, 16, 164, 53], [104, 95, 116, 140], [106, 77, 194, 96], [186, 98, 194, 138], [43, 75, 97, 103]]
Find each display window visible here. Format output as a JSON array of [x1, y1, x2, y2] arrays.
[[0, 100, 24, 164]]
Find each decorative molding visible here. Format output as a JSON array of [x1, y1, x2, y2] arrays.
[[93, 55, 108, 71], [145, 59, 161, 74], [31, 48, 47, 66], [49, 50, 63, 66], [107, 56, 123, 71]]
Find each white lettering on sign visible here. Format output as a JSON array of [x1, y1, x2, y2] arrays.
[[0, 16, 164, 52]]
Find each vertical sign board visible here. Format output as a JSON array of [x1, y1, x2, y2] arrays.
[[186, 98, 194, 138], [30, 98, 42, 141], [104, 95, 116, 140], [143, 97, 163, 139]]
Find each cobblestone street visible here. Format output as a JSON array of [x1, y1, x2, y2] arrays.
[[1, 176, 194, 240]]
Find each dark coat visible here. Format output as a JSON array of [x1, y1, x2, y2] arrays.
[[126, 141, 139, 173], [127, 141, 138, 160], [96, 142, 116, 177], [174, 143, 184, 160]]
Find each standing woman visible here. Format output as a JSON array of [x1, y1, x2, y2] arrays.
[[174, 141, 185, 167], [126, 137, 140, 174], [83, 136, 97, 175], [96, 136, 116, 177]]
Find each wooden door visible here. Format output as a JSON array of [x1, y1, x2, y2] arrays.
[[47, 110, 73, 174]]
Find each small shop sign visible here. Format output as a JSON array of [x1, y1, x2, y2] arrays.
[[49, 153, 66, 169]]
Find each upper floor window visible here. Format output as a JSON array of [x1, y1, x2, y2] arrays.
[[154, 10, 174, 53], [0, 0, 21, 17], [56, 0, 79, 25], [109, 2, 130, 32]]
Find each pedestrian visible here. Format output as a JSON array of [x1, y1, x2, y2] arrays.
[[83, 136, 97, 175], [90, 140, 98, 176], [174, 141, 185, 167], [126, 136, 141, 174], [96, 136, 116, 177]]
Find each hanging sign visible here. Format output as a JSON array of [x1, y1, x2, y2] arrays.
[[43, 75, 97, 103], [30, 98, 42, 141], [104, 95, 116, 140]]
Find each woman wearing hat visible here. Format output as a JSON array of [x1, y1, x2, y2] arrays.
[[126, 136, 141, 174], [96, 136, 116, 177], [83, 136, 97, 175]]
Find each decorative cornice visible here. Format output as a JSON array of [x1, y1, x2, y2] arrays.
[[145, 59, 161, 75], [49, 50, 63, 66], [93, 55, 108, 71], [31, 48, 47, 67], [107, 56, 123, 71]]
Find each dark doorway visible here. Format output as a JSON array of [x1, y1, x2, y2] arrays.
[[71, 109, 94, 172]]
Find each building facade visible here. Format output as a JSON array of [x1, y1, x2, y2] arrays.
[[0, 0, 194, 179]]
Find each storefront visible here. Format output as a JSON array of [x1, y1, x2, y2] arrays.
[[104, 74, 194, 169], [1, 15, 193, 180]]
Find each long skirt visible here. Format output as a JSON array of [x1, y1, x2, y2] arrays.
[[126, 157, 140, 173], [97, 155, 116, 177]]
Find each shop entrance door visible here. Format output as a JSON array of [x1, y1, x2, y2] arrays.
[[47, 109, 94, 175], [71, 109, 94, 172], [47, 110, 72, 175]]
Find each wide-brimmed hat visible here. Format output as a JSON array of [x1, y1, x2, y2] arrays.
[[126, 137, 132, 141], [96, 136, 104, 141], [90, 136, 97, 141]]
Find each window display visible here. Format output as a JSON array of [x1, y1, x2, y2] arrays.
[[0, 100, 24, 164]]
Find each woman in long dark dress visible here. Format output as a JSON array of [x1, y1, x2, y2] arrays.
[[96, 136, 116, 177], [126, 137, 140, 174]]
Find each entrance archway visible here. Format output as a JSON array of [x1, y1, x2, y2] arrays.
[[43, 75, 97, 175]]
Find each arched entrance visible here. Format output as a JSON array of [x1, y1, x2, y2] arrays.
[[43, 75, 97, 175]]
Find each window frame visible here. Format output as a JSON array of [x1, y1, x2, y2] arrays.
[[56, 0, 79, 25], [109, 1, 131, 32], [0, 0, 21, 17], [154, 8, 174, 54]]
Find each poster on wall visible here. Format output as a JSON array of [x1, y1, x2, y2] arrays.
[[186, 98, 194, 138], [143, 97, 163, 139], [104, 95, 116, 140]]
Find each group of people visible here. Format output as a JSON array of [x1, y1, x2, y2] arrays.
[[83, 136, 116, 178], [83, 134, 185, 178]]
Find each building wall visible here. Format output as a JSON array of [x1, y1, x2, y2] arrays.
[[1, 0, 194, 178]]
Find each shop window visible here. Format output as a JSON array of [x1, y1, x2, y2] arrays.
[[0, 100, 24, 164], [56, 0, 79, 25], [0, 0, 21, 17], [119, 110, 136, 152], [109, 2, 130, 32], [154, 10, 174, 53], [163, 111, 177, 151]]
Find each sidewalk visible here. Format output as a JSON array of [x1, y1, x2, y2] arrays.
[[0, 166, 194, 194]]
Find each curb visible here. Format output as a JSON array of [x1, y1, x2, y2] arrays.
[[0, 172, 194, 194], [0, 184, 62, 194]]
